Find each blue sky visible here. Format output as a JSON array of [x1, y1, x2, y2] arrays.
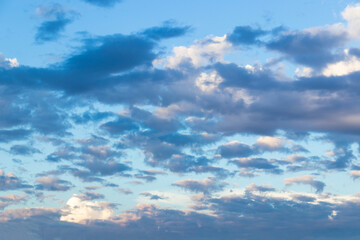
[[2, 0, 360, 239]]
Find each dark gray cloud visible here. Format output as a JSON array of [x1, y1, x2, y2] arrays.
[[78, 191, 105, 200], [172, 177, 227, 194], [266, 28, 348, 68], [0, 194, 27, 210], [35, 18, 72, 42], [218, 141, 255, 158], [35, 177, 72, 191], [2, 192, 360, 240], [0, 129, 32, 143], [10, 145, 41, 156], [100, 117, 140, 136], [140, 192, 167, 200], [227, 25, 268, 46], [35, 4, 77, 43], [141, 21, 191, 40], [230, 157, 283, 174], [245, 183, 275, 193], [0, 170, 32, 190]]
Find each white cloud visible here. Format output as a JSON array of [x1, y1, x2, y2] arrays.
[[322, 49, 360, 77], [195, 71, 223, 93], [0, 53, 19, 69], [60, 195, 114, 223], [342, 3, 360, 38], [165, 35, 232, 69], [255, 136, 285, 151], [295, 67, 313, 78]]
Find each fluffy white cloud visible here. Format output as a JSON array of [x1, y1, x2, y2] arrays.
[[323, 50, 360, 77], [165, 35, 232, 69], [255, 136, 285, 151], [0, 53, 19, 69], [195, 71, 223, 93], [60, 195, 114, 223], [342, 3, 360, 38]]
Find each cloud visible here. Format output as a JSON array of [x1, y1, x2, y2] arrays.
[[165, 35, 232, 69], [0, 194, 27, 209], [10, 145, 41, 156], [60, 195, 114, 223], [172, 177, 227, 194], [140, 192, 167, 200], [230, 157, 282, 174], [218, 141, 255, 158], [284, 175, 325, 193], [100, 117, 140, 136], [0, 170, 32, 190], [35, 177, 72, 191], [0, 129, 32, 143], [141, 21, 191, 40], [0, 53, 19, 69], [245, 183, 275, 193], [2, 191, 360, 239], [35, 4, 77, 43], [342, 3, 360, 38], [322, 50, 360, 77], [218, 137, 287, 159], [266, 25, 348, 68], [77, 191, 105, 201], [227, 25, 268, 46], [117, 188, 133, 195]]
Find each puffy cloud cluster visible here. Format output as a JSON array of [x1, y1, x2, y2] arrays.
[[0, 170, 31, 191], [2, 187, 360, 239], [2, 3, 360, 239]]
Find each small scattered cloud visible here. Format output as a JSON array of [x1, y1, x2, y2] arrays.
[[284, 175, 325, 193], [173, 177, 227, 194]]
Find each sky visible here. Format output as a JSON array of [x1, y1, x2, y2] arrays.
[[2, 0, 360, 239]]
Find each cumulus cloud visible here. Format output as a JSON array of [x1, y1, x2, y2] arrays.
[[350, 170, 360, 179], [218, 141, 255, 158], [165, 35, 232, 69], [0, 53, 19, 69], [218, 137, 287, 159], [2, 3, 360, 239], [1, 190, 360, 239], [0, 194, 27, 209], [230, 157, 282, 174], [0, 170, 32, 190], [10, 144, 41, 156], [284, 175, 325, 193], [35, 4, 77, 43], [245, 183, 275, 193], [172, 177, 227, 194], [60, 195, 114, 223], [141, 21, 190, 40], [35, 177, 72, 191], [254, 136, 285, 151]]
